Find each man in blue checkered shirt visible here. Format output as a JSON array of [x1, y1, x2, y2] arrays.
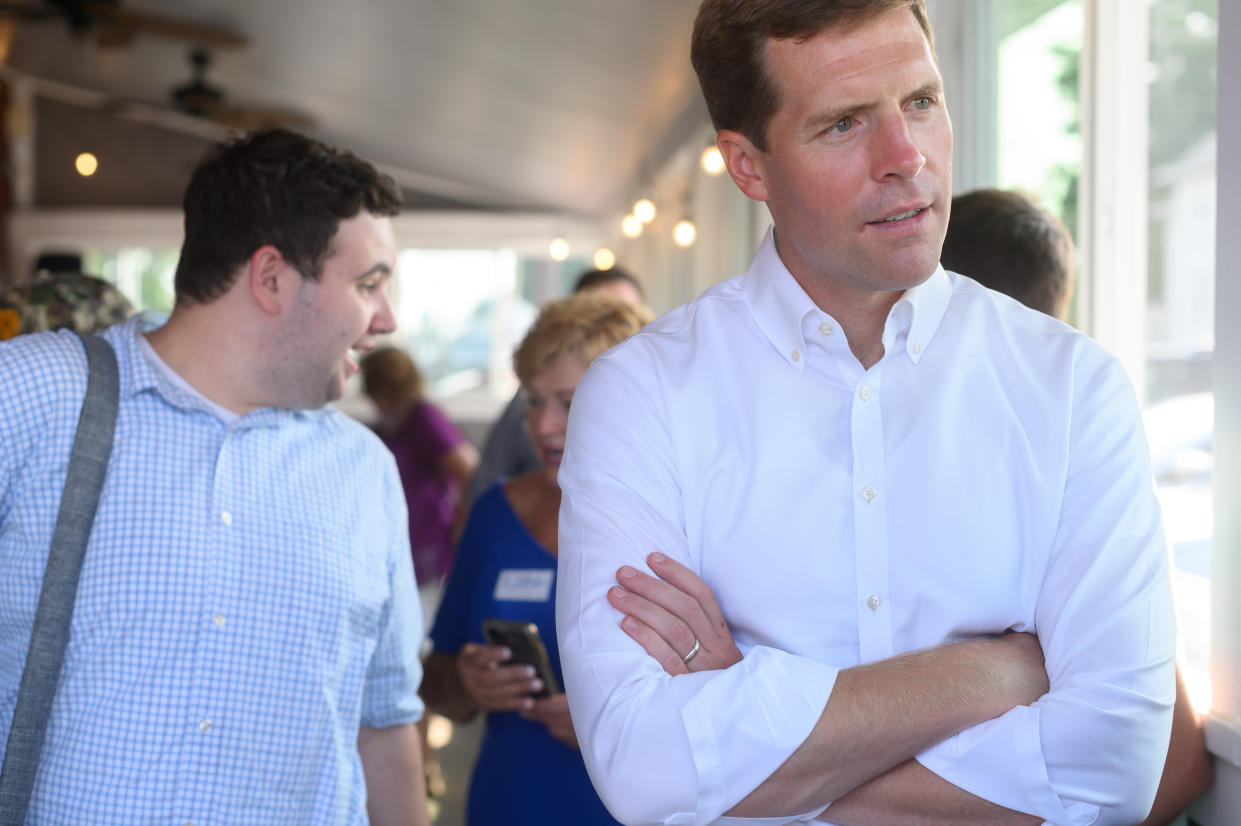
[[0, 130, 429, 825]]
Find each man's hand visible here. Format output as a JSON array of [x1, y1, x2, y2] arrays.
[[521, 693, 579, 748], [456, 643, 543, 712], [608, 551, 743, 675]]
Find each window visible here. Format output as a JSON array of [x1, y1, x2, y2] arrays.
[[974, 0, 1218, 710], [1141, 0, 1217, 711]]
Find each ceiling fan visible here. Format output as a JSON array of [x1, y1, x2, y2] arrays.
[[0, 46, 315, 138], [168, 47, 314, 131], [0, 0, 247, 49]]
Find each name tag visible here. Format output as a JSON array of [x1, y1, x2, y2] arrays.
[[493, 569, 555, 602]]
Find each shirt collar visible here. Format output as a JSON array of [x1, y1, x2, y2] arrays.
[[106, 311, 324, 428], [739, 226, 952, 368], [740, 228, 820, 372], [889, 263, 951, 365]]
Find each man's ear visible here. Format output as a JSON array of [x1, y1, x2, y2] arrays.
[[247, 245, 296, 316], [717, 130, 771, 202]]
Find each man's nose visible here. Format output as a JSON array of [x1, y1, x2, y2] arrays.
[[873, 115, 926, 181]]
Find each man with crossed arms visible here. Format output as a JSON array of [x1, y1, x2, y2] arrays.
[[555, 1, 1176, 824]]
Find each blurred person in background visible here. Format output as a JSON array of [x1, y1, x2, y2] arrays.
[[0, 253, 133, 340], [941, 187, 1213, 826], [464, 266, 646, 506], [361, 346, 479, 615], [360, 345, 479, 811], [421, 292, 652, 825], [939, 187, 1075, 319]]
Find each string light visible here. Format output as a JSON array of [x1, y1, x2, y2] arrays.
[[633, 198, 657, 224], [75, 153, 98, 177], [549, 238, 570, 261], [621, 214, 643, 239], [700, 146, 725, 175], [673, 219, 697, 247], [593, 248, 616, 270]]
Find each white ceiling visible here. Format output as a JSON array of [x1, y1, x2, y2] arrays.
[[2, 0, 706, 215]]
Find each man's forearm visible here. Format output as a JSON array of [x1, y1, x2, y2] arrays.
[[820, 759, 1041, 825], [358, 723, 429, 826], [726, 633, 1046, 818]]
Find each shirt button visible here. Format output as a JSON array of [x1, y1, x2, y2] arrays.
[[859, 385, 873, 401], [818, 322, 834, 336], [867, 594, 882, 611], [912, 341, 922, 355], [212, 614, 226, 627], [197, 719, 212, 733], [220, 511, 232, 525], [791, 349, 801, 362], [861, 486, 877, 501]]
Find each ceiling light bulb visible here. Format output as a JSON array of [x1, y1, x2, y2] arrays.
[[621, 214, 643, 239], [633, 198, 657, 224], [674, 219, 697, 247], [593, 248, 616, 270], [701, 146, 725, 175], [549, 238, 570, 261], [75, 152, 98, 177]]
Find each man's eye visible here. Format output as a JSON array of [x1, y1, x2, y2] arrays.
[[831, 117, 853, 134], [359, 282, 379, 294], [911, 96, 933, 110]]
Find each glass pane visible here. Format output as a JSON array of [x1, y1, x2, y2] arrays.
[[394, 248, 535, 398], [1143, 0, 1217, 712], [83, 248, 178, 315], [994, 0, 1083, 323]]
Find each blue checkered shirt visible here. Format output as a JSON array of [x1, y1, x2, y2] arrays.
[[0, 315, 424, 824]]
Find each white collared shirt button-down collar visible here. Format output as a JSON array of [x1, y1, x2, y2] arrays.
[[556, 228, 1175, 826]]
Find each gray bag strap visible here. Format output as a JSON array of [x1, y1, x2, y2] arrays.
[[0, 332, 119, 825]]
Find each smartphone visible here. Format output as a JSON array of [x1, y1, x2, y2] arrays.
[[481, 618, 561, 698]]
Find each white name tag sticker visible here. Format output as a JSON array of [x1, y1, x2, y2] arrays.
[[493, 569, 555, 602]]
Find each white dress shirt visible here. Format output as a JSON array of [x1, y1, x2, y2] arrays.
[[556, 230, 1176, 826]]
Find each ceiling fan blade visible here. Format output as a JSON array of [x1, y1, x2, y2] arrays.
[[206, 102, 316, 132], [80, 1, 248, 48]]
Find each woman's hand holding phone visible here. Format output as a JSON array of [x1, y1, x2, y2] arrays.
[[455, 642, 544, 713], [521, 694, 579, 749]]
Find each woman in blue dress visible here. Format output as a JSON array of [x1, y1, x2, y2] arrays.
[[422, 291, 652, 825]]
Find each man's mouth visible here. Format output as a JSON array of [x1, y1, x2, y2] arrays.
[[882, 207, 923, 222]]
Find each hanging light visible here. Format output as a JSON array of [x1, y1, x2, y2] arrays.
[[593, 248, 616, 270], [633, 198, 657, 224], [549, 237, 570, 261], [700, 146, 725, 176], [621, 214, 643, 239], [673, 219, 697, 247], [75, 152, 99, 177]]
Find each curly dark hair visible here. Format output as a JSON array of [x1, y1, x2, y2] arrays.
[[691, 0, 933, 152], [173, 128, 402, 305]]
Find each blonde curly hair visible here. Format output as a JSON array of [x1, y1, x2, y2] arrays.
[[513, 292, 653, 385]]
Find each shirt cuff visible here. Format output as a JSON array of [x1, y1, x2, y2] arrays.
[[915, 705, 1099, 826], [682, 646, 838, 822]]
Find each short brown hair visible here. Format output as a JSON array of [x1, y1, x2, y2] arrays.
[[513, 292, 653, 385], [940, 188, 1076, 320], [359, 347, 424, 409], [691, 0, 933, 151]]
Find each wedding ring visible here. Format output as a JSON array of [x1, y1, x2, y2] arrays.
[[681, 639, 702, 665]]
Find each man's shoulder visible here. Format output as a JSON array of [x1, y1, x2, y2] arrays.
[[596, 275, 751, 369], [948, 273, 1108, 361], [0, 329, 91, 409]]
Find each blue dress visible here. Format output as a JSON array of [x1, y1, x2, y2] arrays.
[[429, 483, 620, 825]]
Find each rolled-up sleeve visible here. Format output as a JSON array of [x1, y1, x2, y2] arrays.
[[361, 460, 426, 728], [916, 356, 1177, 825], [557, 357, 838, 826]]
